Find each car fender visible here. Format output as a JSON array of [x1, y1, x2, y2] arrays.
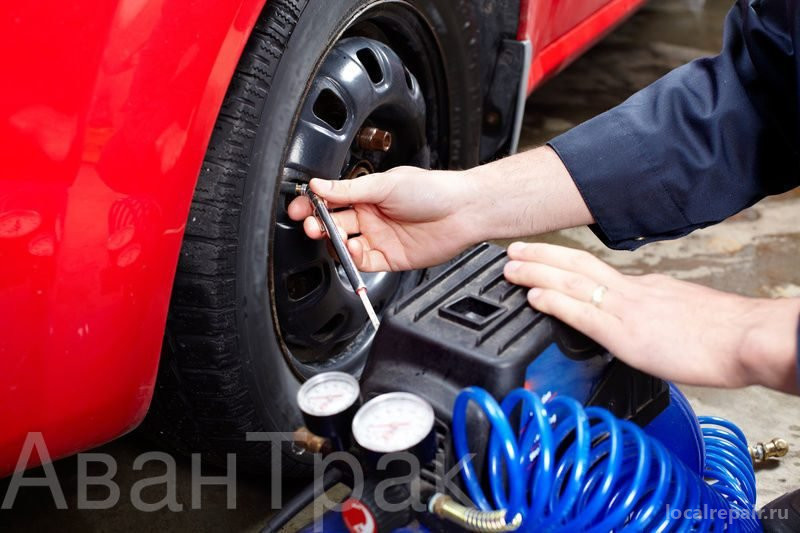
[[0, 0, 267, 475]]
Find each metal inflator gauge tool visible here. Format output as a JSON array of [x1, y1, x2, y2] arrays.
[[282, 182, 381, 330]]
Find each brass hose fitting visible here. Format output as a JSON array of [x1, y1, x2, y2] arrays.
[[428, 493, 521, 532], [293, 427, 332, 455], [749, 437, 789, 464]]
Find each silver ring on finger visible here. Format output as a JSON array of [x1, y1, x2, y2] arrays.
[[590, 285, 608, 308]]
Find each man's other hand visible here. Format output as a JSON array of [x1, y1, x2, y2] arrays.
[[503, 242, 800, 394]]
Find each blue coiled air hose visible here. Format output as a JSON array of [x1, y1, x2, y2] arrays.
[[451, 387, 760, 532]]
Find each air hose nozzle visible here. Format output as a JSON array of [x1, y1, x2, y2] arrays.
[[428, 493, 521, 532]]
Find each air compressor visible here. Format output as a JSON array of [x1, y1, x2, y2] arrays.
[[266, 243, 761, 532]]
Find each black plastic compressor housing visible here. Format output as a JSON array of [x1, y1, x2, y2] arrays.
[[360, 243, 668, 481]]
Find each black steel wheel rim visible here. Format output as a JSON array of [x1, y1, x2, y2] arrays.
[[271, 8, 445, 377]]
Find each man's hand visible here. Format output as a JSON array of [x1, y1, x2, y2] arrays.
[[288, 146, 595, 272], [288, 167, 480, 271], [503, 242, 800, 393]]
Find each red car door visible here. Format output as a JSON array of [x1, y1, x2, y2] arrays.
[[520, 0, 645, 91]]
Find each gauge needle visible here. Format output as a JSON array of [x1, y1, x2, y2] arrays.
[[308, 394, 343, 402], [369, 422, 410, 429], [369, 421, 410, 440], [307, 393, 344, 408]]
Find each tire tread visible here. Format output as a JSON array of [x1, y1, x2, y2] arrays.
[[142, 0, 309, 476]]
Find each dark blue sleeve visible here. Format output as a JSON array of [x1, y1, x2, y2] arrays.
[[548, 0, 800, 250], [797, 316, 800, 390]]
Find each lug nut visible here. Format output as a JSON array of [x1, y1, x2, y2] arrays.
[[357, 127, 392, 151], [346, 160, 374, 180]]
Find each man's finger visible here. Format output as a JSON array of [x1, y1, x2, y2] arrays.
[[310, 175, 390, 205], [287, 196, 313, 221], [347, 237, 365, 268], [347, 237, 391, 272], [301, 217, 351, 241], [527, 288, 621, 347], [504, 261, 622, 314], [328, 209, 360, 236], [300, 210, 360, 240], [507, 242, 623, 283], [287, 195, 349, 221]]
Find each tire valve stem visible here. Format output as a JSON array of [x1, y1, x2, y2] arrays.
[[296, 183, 381, 331]]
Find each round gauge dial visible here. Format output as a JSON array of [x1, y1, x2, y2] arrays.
[[352, 392, 435, 453], [297, 372, 360, 417]]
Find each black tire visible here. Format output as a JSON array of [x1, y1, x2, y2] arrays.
[[142, 0, 482, 474]]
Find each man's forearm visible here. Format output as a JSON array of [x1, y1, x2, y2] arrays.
[[460, 146, 594, 242], [738, 298, 800, 394]]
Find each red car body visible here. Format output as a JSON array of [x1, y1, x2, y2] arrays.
[[0, 0, 643, 475]]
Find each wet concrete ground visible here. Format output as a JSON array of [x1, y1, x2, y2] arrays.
[[2, 0, 799, 530]]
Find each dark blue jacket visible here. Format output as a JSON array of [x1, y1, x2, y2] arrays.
[[550, 0, 798, 250], [548, 0, 799, 381]]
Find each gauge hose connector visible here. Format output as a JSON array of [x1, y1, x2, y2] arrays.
[[749, 437, 789, 464], [428, 493, 521, 532]]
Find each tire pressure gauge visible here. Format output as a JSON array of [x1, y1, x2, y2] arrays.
[[352, 392, 437, 467], [297, 372, 361, 451]]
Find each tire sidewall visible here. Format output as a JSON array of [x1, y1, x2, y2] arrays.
[[237, 0, 481, 436]]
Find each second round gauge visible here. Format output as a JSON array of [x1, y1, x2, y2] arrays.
[[352, 392, 435, 456]]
